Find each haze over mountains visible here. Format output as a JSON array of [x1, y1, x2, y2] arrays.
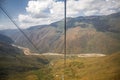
[[0, 12, 120, 54]]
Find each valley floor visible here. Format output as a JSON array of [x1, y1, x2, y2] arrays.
[[0, 52, 120, 80], [51, 52, 120, 80]]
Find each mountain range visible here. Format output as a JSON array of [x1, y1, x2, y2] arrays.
[[0, 12, 120, 54]]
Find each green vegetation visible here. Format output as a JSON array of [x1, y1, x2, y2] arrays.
[[0, 52, 120, 80], [51, 52, 120, 80], [0, 55, 53, 80]]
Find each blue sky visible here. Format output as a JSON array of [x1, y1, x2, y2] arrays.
[[0, 0, 28, 29], [0, 0, 120, 29], [1, 0, 28, 17]]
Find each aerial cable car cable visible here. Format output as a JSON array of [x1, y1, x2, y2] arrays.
[[64, 0, 67, 68], [1, 0, 67, 78], [0, 6, 44, 67], [0, 6, 40, 53], [63, 0, 67, 79], [0, 6, 52, 68]]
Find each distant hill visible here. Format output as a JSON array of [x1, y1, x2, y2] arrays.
[[0, 12, 120, 54], [0, 34, 13, 44], [0, 34, 23, 56]]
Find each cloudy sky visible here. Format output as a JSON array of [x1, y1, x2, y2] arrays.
[[0, 0, 120, 29]]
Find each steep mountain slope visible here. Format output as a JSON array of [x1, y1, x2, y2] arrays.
[[0, 34, 23, 56], [0, 34, 13, 44], [1, 12, 120, 54]]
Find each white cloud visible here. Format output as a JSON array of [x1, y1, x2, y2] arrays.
[[18, 0, 64, 28], [0, 25, 3, 27], [0, 24, 15, 30], [26, 0, 52, 18], [18, 0, 120, 28]]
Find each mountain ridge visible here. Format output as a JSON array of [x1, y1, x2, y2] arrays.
[[0, 12, 120, 54]]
